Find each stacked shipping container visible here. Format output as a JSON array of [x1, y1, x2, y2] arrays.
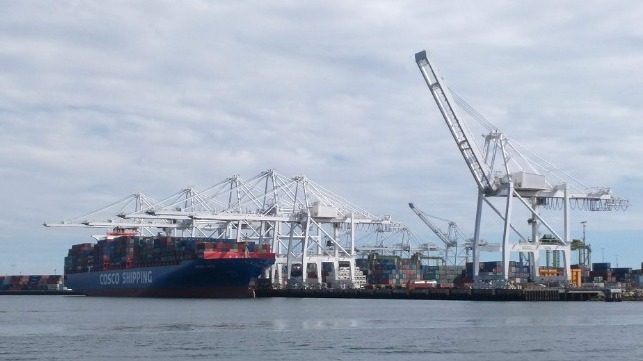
[[357, 255, 422, 287], [465, 261, 530, 282], [589, 263, 636, 284], [591, 262, 615, 283], [65, 236, 271, 274], [422, 265, 465, 288], [0, 275, 62, 291]]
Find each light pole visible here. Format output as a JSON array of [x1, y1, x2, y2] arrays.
[[581, 221, 587, 243]]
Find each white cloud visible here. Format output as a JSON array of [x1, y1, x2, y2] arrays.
[[1, 0, 642, 273]]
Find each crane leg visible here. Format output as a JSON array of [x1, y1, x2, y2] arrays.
[[472, 190, 484, 280], [501, 182, 514, 286]]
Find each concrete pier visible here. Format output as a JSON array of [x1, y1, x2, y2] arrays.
[[255, 288, 604, 301]]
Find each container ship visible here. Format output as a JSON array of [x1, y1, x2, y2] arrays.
[[64, 230, 275, 298], [1, 275, 62, 291]]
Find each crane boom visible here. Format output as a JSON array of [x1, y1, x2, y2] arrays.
[[415, 51, 495, 193], [408, 203, 457, 247]]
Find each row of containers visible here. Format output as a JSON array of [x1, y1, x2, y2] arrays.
[[355, 255, 465, 288], [0, 275, 62, 291], [356, 255, 421, 288], [587, 262, 638, 284], [465, 261, 529, 282], [465, 261, 638, 286], [355, 256, 540, 288], [465, 261, 639, 285], [65, 235, 271, 273], [355, 255, 529, 288], [353, 255, 639, 288]]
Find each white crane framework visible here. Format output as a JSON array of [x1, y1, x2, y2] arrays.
[[415, 50, 628, 288], [409, 202, 463, 266], [45, 169, 405, 289], [356, 226, 441, 261], [408, 202, 500, 266]]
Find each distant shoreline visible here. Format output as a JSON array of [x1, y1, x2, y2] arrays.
[[0, 290, 83, 296]]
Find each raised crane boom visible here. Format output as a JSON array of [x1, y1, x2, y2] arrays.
[[408, 203, 457, 248], [415, 51, 495, 193]]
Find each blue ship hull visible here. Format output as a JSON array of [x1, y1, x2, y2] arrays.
[[65, 257, 275, 298]]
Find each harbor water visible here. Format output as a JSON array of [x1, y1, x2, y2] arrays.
[[1, 296, 643, 360]]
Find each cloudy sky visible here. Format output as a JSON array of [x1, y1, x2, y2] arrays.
[[2, 1, 643, 274]]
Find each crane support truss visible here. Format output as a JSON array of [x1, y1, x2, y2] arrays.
[[45, 169, 406, 289], [415, 50, 628, 288]]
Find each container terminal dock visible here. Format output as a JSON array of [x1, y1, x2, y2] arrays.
[[255, 287, 617, 302], [3, 256, 641, 302], [34, 50, 635, 301], [0, 286, 623, 301], [0, 279, 633, 302], [0, 274, 632, 302]]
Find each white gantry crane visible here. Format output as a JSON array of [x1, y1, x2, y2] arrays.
[[409, 202, 462, 266], [414, 50, 628, 288], [356, 226, 441, 261], [45, 169, 405, 289], [409, 202, 499, 266]]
